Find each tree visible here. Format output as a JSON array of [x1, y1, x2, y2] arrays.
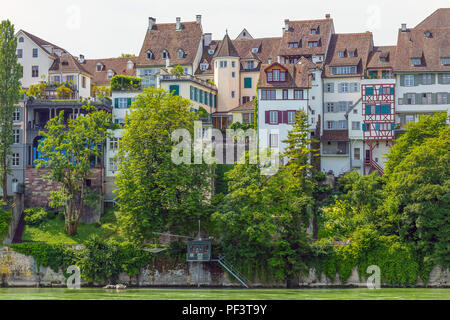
[[0, 20, 22, 201], [92, 85, 111, 100], [56, 84, 72, 99], [170, 65, 184, 77], [35, 105, 114, 235], [114, 88, 212, 242], [119, 53, 135, 58], [383, 120, 449, 268], [26, 82, 46, 99]]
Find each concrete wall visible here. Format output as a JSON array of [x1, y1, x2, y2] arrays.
[[1, 248, 448, 288]]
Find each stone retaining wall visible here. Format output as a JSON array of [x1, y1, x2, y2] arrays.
[[0, 247, 448, 288]]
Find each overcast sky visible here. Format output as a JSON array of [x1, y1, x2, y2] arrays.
[[1, 0, 448, 59]]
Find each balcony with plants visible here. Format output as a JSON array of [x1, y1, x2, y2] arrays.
[[110, 75, 142, 92]]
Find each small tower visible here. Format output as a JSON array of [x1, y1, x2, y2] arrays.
[[213, 31, 240, 112]]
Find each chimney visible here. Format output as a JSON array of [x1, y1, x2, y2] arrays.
[[79, 54, 85, 64], [401, 23, 407, 32], [196, 15, 202, 24], [284, 19, 290, 31], [203, 33, 212, 47], [325, 13, 331, 19], [176, 17, 181, 30], [148, 17, 156, 31]]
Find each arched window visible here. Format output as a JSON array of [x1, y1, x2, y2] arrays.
[[18, 37, 24, 43], [178, 49, 184, 59], [107, 70, 114, 79], [146, 50, 153, 60], [162, 50, 169, 59], [96, 63, 103, 72], [127, 60, 134, 70]]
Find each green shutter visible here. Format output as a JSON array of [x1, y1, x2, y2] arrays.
[[127, 98, 132, 107], [114, 98, 119, 108], [375, 105, 381, 114], [365, 105, 371, 115], [432, 93, 437, 104], [194, 88, 198, 101], [214, 95, 217, 108], [190, 86, 193, 100], [438, 74, 443, 84], [414, 75, 421, 86], [244, 77, 252, 88], [400, 75, 405, 86], [169, 85, 180, 96], [209, 93, 213, 107], [431, 74, 436, 85], [390, 87, 395, 95], [415, 93, 421, 105]]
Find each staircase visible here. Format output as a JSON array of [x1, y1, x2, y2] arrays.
[[370, 160, 384, 176], [215, 256, 251, 288], [12, 211, 25, 244]]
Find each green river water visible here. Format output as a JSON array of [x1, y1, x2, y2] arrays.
[[0, 288, 449, 300]]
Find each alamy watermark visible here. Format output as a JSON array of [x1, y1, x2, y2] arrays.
[[66, 265, 81, 289], [366, 265, 381, 289]]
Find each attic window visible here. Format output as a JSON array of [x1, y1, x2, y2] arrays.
[[338, 51, 345, 57], [178, 49, 184, 59], [308, 41, 319, 47], [251, 48, 259, 53], [146, 50, 153, 59], [411, 58, 422, 66], [208, 49, 215, 55], [348, 50, 357, 57], [267, 69, 286, 82], [96, 63, 103, 72], [441, 57, 450, 65], [18, 37, 24, 43], [311, 29, 317, 34], [289, 42, 299, 48], [425, 31, 432, 38], [127, 60, 134, 70], [107, 70, 114, 79], [62, 61, 69, 66], [200, 63, 208, 71], [162, 50, 169, 59]]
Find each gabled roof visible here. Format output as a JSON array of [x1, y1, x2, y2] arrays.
[[235, 28, 253, 40], [230, 99, 255, 112], [258, 62, 311, 89], [49, 53, 91, 76], [323, 32, 373, 77], [278, 18, 334, 57], [415, 8, 450, 29], [215, 33, 239, 57], [84, 57, 138, 86], [394, 26, 450, 72], [136, 20, 203, 67], [18, 30, 67, 58], [367, 46, 396, 69]]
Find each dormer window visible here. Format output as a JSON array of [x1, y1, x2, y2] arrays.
[[62, 61, 69, 66], [162, 50, 169, 59], [200, 63, 208, 71], [107, 70, 114, 79], [146, 50, 153, 60], [441, 57, 450, 65], [338, 51, 345, 57], [246, 61, 255, 69], [348, 50, 357, 57], [411, 58, 422, 66], [178, 49, 184, 59], [425, 31, 432, 38], [18, 37, 24, 43], [96, 63, 103, 72], [267, 69, 286, 82], [251, 48, 259, 53], [289, 42, 299, 48], [127, 60, 134, 70], [308, 41, 319, 47], [208, 49, 215, 55]]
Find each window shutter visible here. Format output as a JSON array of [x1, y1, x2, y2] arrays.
[[338, 83, 342, 93], [265, 111, 270, 124], [431, 74, 436, 85], [330, 83, 334, 93], [432, 93, 437, 104], [391, 123, 396, 130], [438, 74, 443, 84], [278, 111, 283, 124], [365, 105, 371, 115], [400, 75, 405, 86], [414, 75, 421, 86], [127, 98, 132, 107], [415, 93, 421, 105], [114, 98, 119, 108]]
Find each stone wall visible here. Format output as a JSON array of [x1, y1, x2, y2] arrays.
[[1, 247, 449, 288], [24, 167, 103, 224]]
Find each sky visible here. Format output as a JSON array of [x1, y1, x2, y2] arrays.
[[1, 0, 448, 59]]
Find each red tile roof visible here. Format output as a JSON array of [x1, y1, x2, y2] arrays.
[[258, 62, 312, 89], [367, 46, 396, 69], [49, 53, 91, 75], [415, 8, 450, 29], [84, 57, 138, 86]]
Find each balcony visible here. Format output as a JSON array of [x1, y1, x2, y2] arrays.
[[160, 74, 217, 90]]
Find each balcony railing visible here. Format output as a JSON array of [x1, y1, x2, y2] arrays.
[[160, 74, 217, 90]]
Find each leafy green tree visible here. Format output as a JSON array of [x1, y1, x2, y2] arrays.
[[35, 105, 114, 235], [170, 65, 184, 77], [119, 53, 135, 58], [26, 83, 46, 99], [115, 88, 212, 242], [0, 20, 22, 201], [383, 123, 449, 268]]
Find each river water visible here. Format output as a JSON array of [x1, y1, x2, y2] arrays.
[[0, 288, 449, 300]]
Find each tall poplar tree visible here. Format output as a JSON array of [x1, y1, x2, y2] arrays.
[[0, 20, 22, 201]]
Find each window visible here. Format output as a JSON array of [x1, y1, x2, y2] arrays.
[[109, 137, 121, 151], [287, 111, 296, 124], [289, 57, 298, 64], [273, 70, 280, 81], [31, 66, 39, 77], [107, 70, 114, 79], [442, 74, 450, 84], [422, 74, 433, 85], [246, 61, 255, 69], [404, 75, 415, 86], [13, 109, 20, 121], [18, 37, 24, 43], [354, 148, 361, 160], [118, 98, 128, 109], [109, 158, 118, 171], [437, 93, 448, 104], [283, 89, 288, 100], [338, 120, 347, 129], [351, 83, 359, 92], [231, 91, 235, 98], [12, 153, 19, 166], [340, 83, 349, 93], [146, 50, 153, 59], [17, 49, 22, 58], [232, 72, 236, 78], [326, 83, 334, 93], [32, 48, 38, 58], [261, 90, 276, 100], [208, 49, 214, 55], [338, 51, 345, 57], [422, 93, 432, 104], [331, 66, 357, 75], [338, 102, 347, 112], [82, 76, 86, 88], [200, 64, 208, 71], [327, 121, 334, 130], [244, 77, 252, 88], [441, 57, 450, 65], [96, 63, 103, 71], [406, 93, 415, 105], [352, 122, 360, 130], [353, 108, 358, 114], [280, 72, 286, 81], [348, 50, 356, 57], [326, 103, 334, 113], [178, 49, 184, 58], [13, 129, 20, 144], [243, 113, 254, 123], [294, 90, 303, 100], [252, 48, 259, 53], [289, 42, 299, 48], [411, 58, 421, 66], [308, 41, 318, 47], [269, 111, 278, 124], [220, 61, 227, 68], [162, 50, 168, 59], [232, 61, 236, 68], [311, 29, 317, 35], [269, 134, 279, 148]]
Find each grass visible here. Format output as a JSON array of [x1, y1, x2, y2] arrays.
[[22, 208, 123, 244]]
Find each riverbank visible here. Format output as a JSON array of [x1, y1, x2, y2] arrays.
[[1, 288, 450, 300]]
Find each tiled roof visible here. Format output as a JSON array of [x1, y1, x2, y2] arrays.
[[49, 53, 91, 75], [258, 62, 312, 89], [84, 57, 138, 86], [367, 46, 396, 69], [322, 130, 349, 141], [415, 8, 450, 29], [323, 32, 373, 77], [394, 27, 450, 72], [230, 99, 255, 112], [278, 18, 334, 57], [216, 33, 239, 57], [20, 30, 67, 58], [136, 20, 203, 67]]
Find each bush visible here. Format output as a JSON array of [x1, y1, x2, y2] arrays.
[[24, 207, 48, 226], [110, 75, 141, 91], [0, 208, 12, 240]]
